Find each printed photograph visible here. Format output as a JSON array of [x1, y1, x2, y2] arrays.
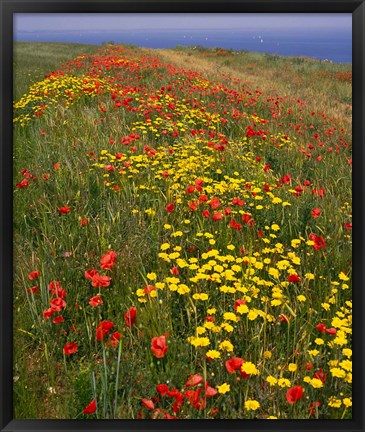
[[13, 13, 352, 419]]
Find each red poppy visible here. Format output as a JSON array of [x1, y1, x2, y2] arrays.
[[16, 179, 30, 189], [165, 203, 174, 213], [83, 400, 97, 415], [170, 266, 179, 275], [50, 297, 67, 312], [91, 274, 112, 288], [151, 335, 168, 358], [185, 374, 203, 387], [58, 206, 70, 215], [89, 295, 103, 307], [96, 320, 114, 341], [48, 281, 66, 298], [286, 386, 304, 404], [186, 185, 195, 194], [281, 174, 291, 184], [225, 357, 244, 373], [311, 208, 321, 218], [63, 342, 78, 355], [344, 222, 352, 230], [27, 286, 39, 294], [85, 269, 98, 280], [108, 331, 122, 347], [80, 218, 89, 227], [53, 315, 64, 324], [43, 308, 54, 319], [100, 250, 117, 270], [212, 212, 223, 221], [234, 299, 246, 310], [205, 382, 217, 397], [309, 233, 327, 251], [124, 307, 137, 327], [279, 314, 290, 323], [313, 369, 326, 383], [189, 201, 198, 211], [325, 327, 337, 335], [309, 401, 321, 416], [316, 323, 326, 333], [28, 270, 40, 280], [142, 399, 155, 410], [143, 285, 156, 295], [156, 384, 169, 396], [288, 274, 301, 283], [209, 197, 220, 209], [202, 210, 210, 218]]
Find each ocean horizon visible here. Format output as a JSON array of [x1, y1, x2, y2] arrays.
[[14, 28, 352, 64]]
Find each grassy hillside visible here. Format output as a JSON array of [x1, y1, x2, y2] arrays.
[[13, 42, 352, 420]]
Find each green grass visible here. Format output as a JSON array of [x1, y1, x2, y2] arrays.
[[13, 42, 352, 420]]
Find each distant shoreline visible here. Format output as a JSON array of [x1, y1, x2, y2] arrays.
[[14, 27, 352, 64]]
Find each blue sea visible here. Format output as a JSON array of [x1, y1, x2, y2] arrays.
[[14, 28, 352, 64]]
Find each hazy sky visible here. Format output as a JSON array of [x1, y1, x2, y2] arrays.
[[15, 13, 351, 32]]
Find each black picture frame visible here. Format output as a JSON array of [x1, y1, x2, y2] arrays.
[[1, 1, 364, 431]]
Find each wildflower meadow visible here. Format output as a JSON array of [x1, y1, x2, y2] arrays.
[[13, 42, 352, 420]]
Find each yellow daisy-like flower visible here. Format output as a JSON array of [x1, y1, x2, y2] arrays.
[[264, 350, 272, 359], [309, 378, 323, 388], [219, 340, 234, 352], [147, 272, 157, 281], [217, 383, 230, 394], [330, 368, 346, 378], [244, 400, 260, 411], [288, 363, 297, 372], [277, 378, 291, 388], [328, 397, 342, 408], [343, 398, 352, 407], [266, 376, 277, 386], [241, 362, 259, 375], [206, 350, 221, 359]]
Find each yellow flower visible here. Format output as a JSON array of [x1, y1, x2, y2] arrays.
[[308, 349, 320, 356], [277, 378, 291, 388], [160, 243, 170, 250], [288, 363, 297, 372], [264, 350, 272, 359], [266, 376, 277, 386], [315, 338, 324, 345], [187, 336, 210, 347], [305, 273, 315, 280], [241, 362, 259, 375], [328, 397, 342, 408], [217, 383, 230, 394], [244, 400, 260, 411], [147, 272, 157, 281], [206, 350, 221, 359], [309, 378, 323, 388], [219, 340, 234, 352], [330, 368, 346, 378], [247, 310, 259, 320], [237, 304, 249, 314], [338, 272, 350, 281], [342, 348, 352, 358], [297, 295, 306, 302], [343, 398, 352, 407], [291, 239, 301, 248], [271, 224, 280, 231]]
